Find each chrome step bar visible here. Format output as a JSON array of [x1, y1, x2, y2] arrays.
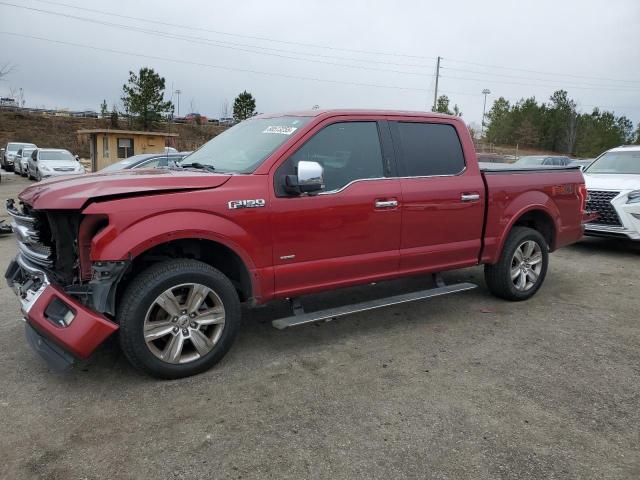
[[272, 281, 477, 330]]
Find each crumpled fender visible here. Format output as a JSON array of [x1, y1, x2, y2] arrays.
[[87, 210, 259, 273]]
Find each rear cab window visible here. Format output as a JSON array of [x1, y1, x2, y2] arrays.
[[390, 122, 466, 176]]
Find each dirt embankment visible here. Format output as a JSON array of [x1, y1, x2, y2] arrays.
[[0, 112, 226, 157]]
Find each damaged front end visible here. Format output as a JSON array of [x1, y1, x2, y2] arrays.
[[5, 199, 125, 368]]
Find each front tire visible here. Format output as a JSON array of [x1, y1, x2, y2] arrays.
[[118, 259, 241, 379], [484, 226, 549, 301]]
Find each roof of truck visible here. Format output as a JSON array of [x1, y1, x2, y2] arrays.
[[256, 109, 460, 120]]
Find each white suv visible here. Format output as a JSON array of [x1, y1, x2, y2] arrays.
[[583, 145, 640, 241]]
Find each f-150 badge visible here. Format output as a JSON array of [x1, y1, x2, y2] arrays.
[[228, 199, 266, 209]]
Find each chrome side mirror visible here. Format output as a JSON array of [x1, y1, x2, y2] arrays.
[[285, 160, 324, 194]]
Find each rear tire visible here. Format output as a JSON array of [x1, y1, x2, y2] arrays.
[[118, 259, 241, 379], [484, 226, 549, 301]]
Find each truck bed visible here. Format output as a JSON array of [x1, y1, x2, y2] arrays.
[[479, 162, 582, 173], [479, 164, 585, 264]]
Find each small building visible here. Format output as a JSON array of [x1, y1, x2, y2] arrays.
[[77, 129, 179, 171]]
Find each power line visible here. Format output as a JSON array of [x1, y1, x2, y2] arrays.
[[27, 0, 435, 60], [0, 31, 429, 93], [27, 0, 640, 85], [8, 1, 437, 69], [0, 2, 434, 77], [441, 73, 640, 93], [442, 65, 640, 90], [11, 1, 638, 94], [445, 57, 640, 85]]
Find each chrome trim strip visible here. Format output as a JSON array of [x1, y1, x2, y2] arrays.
[[7, 206, 36, 224], [316, 168, 468, 196], [11, 221, 38, 243]]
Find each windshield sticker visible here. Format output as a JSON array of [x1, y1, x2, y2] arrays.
[[263, 126, 298, 135]]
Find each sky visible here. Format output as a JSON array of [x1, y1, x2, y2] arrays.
[[1, 0, 639, 127]]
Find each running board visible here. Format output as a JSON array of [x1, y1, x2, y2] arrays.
[[271, 282, 477, 330]]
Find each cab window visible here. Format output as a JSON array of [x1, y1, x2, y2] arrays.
[[275, 121, 384, 195]]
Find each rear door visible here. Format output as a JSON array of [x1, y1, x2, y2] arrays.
[[270, 119, 401, 297], [389, 120, 485, 274]]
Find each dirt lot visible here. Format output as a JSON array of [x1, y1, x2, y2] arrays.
[[0, 172, 639, 480]]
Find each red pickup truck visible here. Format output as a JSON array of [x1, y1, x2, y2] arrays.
[[6, 110, 587, 378]]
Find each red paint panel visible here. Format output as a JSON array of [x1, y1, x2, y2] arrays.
[[270, 179, 402, 296]]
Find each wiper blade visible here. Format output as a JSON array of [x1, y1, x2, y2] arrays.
[[179, 162, 216, 172]]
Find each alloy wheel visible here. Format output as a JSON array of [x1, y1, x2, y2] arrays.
[[143, 283, 226, 364], [510, 240, 543, 291]]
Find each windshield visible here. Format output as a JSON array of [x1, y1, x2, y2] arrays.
[[585, 150, 640, 175], [21, 148, 35, 157], [179, 116, 311, 173], [8, 142, 36, 153], [40, 150, 74, 161], [515, 156, 545, 165], [100, 155, 153, 172]]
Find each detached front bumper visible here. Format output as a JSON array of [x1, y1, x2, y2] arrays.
[[5, 255, 118, 368]]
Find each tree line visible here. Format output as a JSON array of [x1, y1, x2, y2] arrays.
[[102, 67, 258, 130], [484, 90, 640, 157]]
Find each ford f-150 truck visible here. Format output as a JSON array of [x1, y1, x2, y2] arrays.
[[5, 110, 587, 378]]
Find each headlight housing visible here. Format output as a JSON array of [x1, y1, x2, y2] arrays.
[[627, 190, 640, 204], [39, 164, 51, 172]]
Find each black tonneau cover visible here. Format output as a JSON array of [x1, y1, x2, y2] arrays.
[[479, 162, 581, 173]]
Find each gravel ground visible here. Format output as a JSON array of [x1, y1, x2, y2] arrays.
[[1, 172, 639, 479]]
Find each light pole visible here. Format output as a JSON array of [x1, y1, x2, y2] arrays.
[[174, 89, 181, 117], [481, 89, 491, 137]]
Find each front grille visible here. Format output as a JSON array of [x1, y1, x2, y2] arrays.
[[53, 167, 74, 172], [586, 190, 622, 227], [6, 199, 54, 267]]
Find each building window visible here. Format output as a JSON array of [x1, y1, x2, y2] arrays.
[[117, 138, 134, 158], [102, 135, 109, 159]]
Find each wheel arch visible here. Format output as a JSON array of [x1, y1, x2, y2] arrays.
[[489, 204, 560, 264], [126, 237, 254, 303], [89, 211, 263, 308]]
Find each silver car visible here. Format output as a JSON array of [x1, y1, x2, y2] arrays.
[[15, 147, 36, 176], [27, 148, 85, 181], [2, 142, 37, 172]]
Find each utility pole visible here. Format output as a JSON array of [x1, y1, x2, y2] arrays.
[[432, 56, 441, 111], [174, 89, 181, 117], [481, 88, 491, 137]]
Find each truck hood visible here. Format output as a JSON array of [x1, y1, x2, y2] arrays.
[[19, 169, 232, 210], [584, 173, 640, 192]]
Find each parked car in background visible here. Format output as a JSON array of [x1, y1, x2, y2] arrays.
[[514, 155, 572, 167], [99, 152, 192, 172], [185, 113, 208, 125], [6, 109, 587, 378], [569, 159, 594, 171], [2, 142, 37, 171], [27, 148, 85, 181], [15, 147, 37, 176], [583, 145, 640, 241], [164, 146, 178, 154]]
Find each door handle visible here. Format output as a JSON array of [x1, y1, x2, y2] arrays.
[[375, 199, 398, 209], [460, 193, 480, 202]]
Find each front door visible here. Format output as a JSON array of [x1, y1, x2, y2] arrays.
[[389, 120, 485, 274], [270, 120, 401, 298]]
